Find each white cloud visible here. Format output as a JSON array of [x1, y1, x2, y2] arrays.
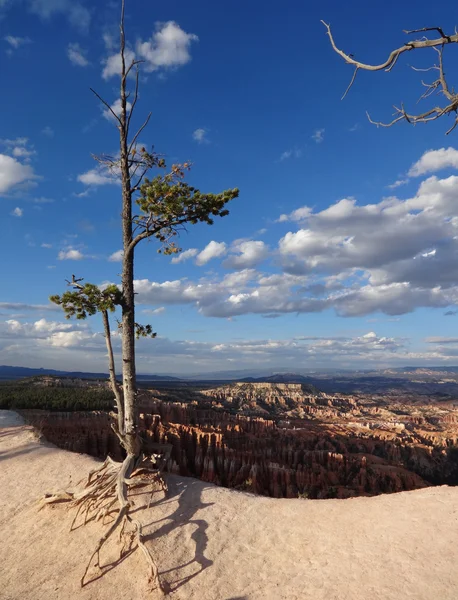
[[0, 154, 37, 194], [27, 0, 90, 33], [171, 248, 198, 264], [33, 318, 74, 334], [279, 148, 302, 161], [108, 249, 123, 262], [103, 98, 132, 121], [311, 128, 324, 143], [4, 35, 32, 50], [41, 126, 54, 137], [67, 42, 89, 66], [0, 137, 28, 146], [192, 128, 208, 144], [12, 146, 35, 159], [123, 154, 458, 319], [102, 47, 135, 80], [278, 176, 458, 276], [102, 32, 115, 51], [142, 307, 165, 315], [279, 150, 292, 161], [277, 206, 312, 223], [41, 243, 52, 248], [77, 167, 119, 186], [223, 240, 269, 270], [195, 241, 227, 266], [58, 248, 85, 260], [11, 207, 23, 217], [387, 179, 409, 189], [2, 314, 439, 372], [129, 267, 458, 320], [102, 21, 197, 80], [136, 21, 198, 72], [0, 137, 36, 162], [331, 283, 452, 317], [409, 147, 458, 177]]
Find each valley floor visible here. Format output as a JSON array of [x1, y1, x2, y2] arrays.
[[1, 409, 457, 600]]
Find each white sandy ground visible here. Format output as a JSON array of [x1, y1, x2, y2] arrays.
[[1, 410, 458, 600]]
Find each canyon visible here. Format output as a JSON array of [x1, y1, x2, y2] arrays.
[[18, 380, 458, 499]]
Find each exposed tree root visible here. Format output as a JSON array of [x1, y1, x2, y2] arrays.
[[42, 452, 168, 595]]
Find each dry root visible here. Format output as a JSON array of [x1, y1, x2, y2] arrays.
[[42, 453, 168, 594]]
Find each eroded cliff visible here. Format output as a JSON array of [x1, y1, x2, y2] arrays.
[[19, 380, 458, 499]]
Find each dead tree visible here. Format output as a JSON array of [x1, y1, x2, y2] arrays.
[[43, 0, 238, 593], [322, 22, 458, 133]]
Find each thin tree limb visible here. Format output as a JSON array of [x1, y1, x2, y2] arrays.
[[128, 113, 152, 156], [90, 88, 122, 125]]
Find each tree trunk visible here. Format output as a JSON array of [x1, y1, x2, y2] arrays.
[[101, 309, 125, 436], [120, 245, 139, 455], [119, 13, 140, 456]]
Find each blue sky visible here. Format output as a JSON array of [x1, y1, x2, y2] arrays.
[[2, 0, 458, 374]]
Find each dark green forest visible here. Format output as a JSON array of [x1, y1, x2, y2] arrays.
[[0, 382, 114, 411]]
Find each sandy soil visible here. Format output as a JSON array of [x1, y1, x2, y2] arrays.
[[1, 410, 458, 600]]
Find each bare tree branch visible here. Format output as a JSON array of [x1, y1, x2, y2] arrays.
[[322, 21, 458, 133], [90, 88, 122, 126], [126, 68, 140, 133], [322, 21, 458, 72], [128, 113, 152, 156]]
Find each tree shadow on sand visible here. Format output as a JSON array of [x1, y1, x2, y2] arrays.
[[142, 478, 215, 593], [0, 444, 45, 462], [80, 477, 215, 594]]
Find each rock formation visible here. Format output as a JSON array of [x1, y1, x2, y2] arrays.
[[19, 380, 458, 499]]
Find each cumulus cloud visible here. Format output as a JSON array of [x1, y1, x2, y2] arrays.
[[0, 154, 37, 194], [132, 271, 322, 318], [58, 248, 85, 260], [102, 47, 135, 80], [195, 241, 227, 266], [409, 147, 458, 177], [103, 21, 197, 80], [131, 269, 458, 320], [223, 240, 269, 270], [102, 98, 132, 121], [126, 161, 458, 320], [278, 176, 458, 277], [67, 42, 89, 66], [108, 249, 123, 262], [171, 248, 198, 264], [136, 21, 198, 72], [277, 206, 312, 223], [0, 136, 36, 162], [12, 146, 35, 159], [77, 167, 119, 186], [11, 207, 23, 217]]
